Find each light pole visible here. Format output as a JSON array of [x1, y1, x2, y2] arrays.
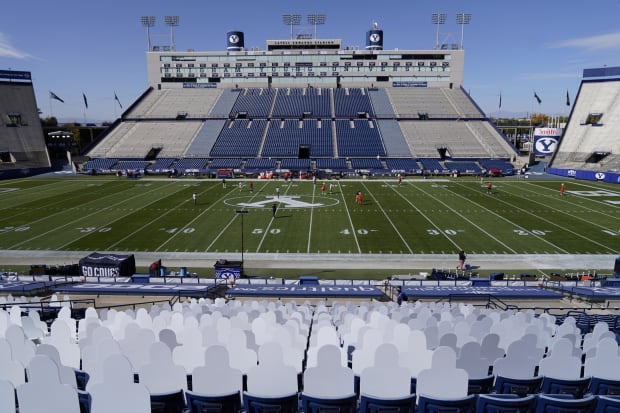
[[235, 210, 248, 272], [282, 14, 301, 40], [164, 16, 179, 51], [456, 13, 472, 50], [307, 14, 326, 40], [140, 16, 156, 52], [431, 13, 446, 50]]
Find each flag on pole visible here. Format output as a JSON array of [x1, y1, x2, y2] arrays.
[[49, 91, 65, 103], [534, 91, 542, 104], [566, 90, 570, 106], [498, 92, 502, 109], [82, 93, 88, 109], [114, 92, 123, 109]]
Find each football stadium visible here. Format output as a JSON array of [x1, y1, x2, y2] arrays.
[[1, 15, 620, 413]]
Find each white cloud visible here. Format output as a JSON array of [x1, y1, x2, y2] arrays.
[[0, 33, 31, 59], [550, 32, 620, 51]]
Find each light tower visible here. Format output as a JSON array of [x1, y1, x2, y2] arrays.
[[456, 13, 472, 50], [431, 13, 447, 50], [282, 14, 301, 40], [140, 16, 156, 51], [164, 15, 179, 51], [307, 14, 326, 40]]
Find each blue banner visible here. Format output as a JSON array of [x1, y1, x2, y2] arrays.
[[0, 70, 31, 81], [547, 167, 620, 184], [183, 83, 217, 88]]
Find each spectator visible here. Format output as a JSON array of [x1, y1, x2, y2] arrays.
[[457, 250, 467, 270], [396, 286, 408, 305]]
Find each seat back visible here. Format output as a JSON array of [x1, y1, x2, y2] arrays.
[[476, 394, 537, 413], [150, 389, 186, 413], [184, 390, 242, 413], [493, 375, 543, 397], [534, 394, 598, 413], [593, 395, 620, 413], [300, 393, 357, 413], [243, 392, 299, 413], [540, 376, 591, 399], [417, 394, 476, 413], [590, 377, 620, 396], [358, 394, 416, 413]]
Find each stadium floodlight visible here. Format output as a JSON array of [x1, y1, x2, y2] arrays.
[[456, 13, 472, 49], [431, 13, 447, 50], [282, 14, 302, 40], [164, 16, 180, 51], [307, 14, 326, 40], [140, 16, 156, 51]]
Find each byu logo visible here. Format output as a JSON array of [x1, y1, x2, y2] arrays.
[[534, 137, 558, 155], [595, 172, 605, 180]]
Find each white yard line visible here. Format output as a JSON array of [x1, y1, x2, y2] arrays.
[[510, 181, 620, 227], [450, 182, 574, 253], [13, 182, 178, 249], [204, 181, 265, 252], [338, 181, 361, 254], [457, 181, 617, 254], [413, 183, 518, 253], [307, 183, 316, 254], [363, 182, 413, 254], [390, 183, 469, 251], [255, 181, 294, 252]]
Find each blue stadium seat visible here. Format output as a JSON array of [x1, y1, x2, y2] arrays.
[[540, 376, 591, 398], [493, 375, 543, 397], [534, 394, 598, 413], [243, 392, 299, 413], [150, 389, 186, 413], [467, 375, 495, 395], [476, 394, 537, 413], [417, 394, 477, 413], [78, 389, 92, 413], [358, 393, 416, 413], [299, 393, 357, 413], [594, 395, 620, 413], [590, 377, 620, 396], [184, 390, 242, 413]]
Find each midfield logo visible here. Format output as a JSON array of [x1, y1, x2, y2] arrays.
[[226, 195, 339, 209]]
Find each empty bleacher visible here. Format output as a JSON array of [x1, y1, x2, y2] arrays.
[[550, 79, 620, 171], [384, 158, 420, 173], [334, 88, 375, 118], [399, 120, 499, 158], [229, 88, 275, 118], [84, 84, 518, 175], [335, 120, 386, 158], [89, 121, 204, 159], [209, 119, 266, 158], [271, 87, 331, 118], [261, 119, 333, 158], [125, 88, 224, 119]]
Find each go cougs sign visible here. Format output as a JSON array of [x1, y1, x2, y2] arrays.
[[79, 252, 136, 277]]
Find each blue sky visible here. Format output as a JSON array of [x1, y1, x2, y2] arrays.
[[2, 0, 620, 123]]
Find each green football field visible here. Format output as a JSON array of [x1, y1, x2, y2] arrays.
[[0, 176, 618, 256]]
